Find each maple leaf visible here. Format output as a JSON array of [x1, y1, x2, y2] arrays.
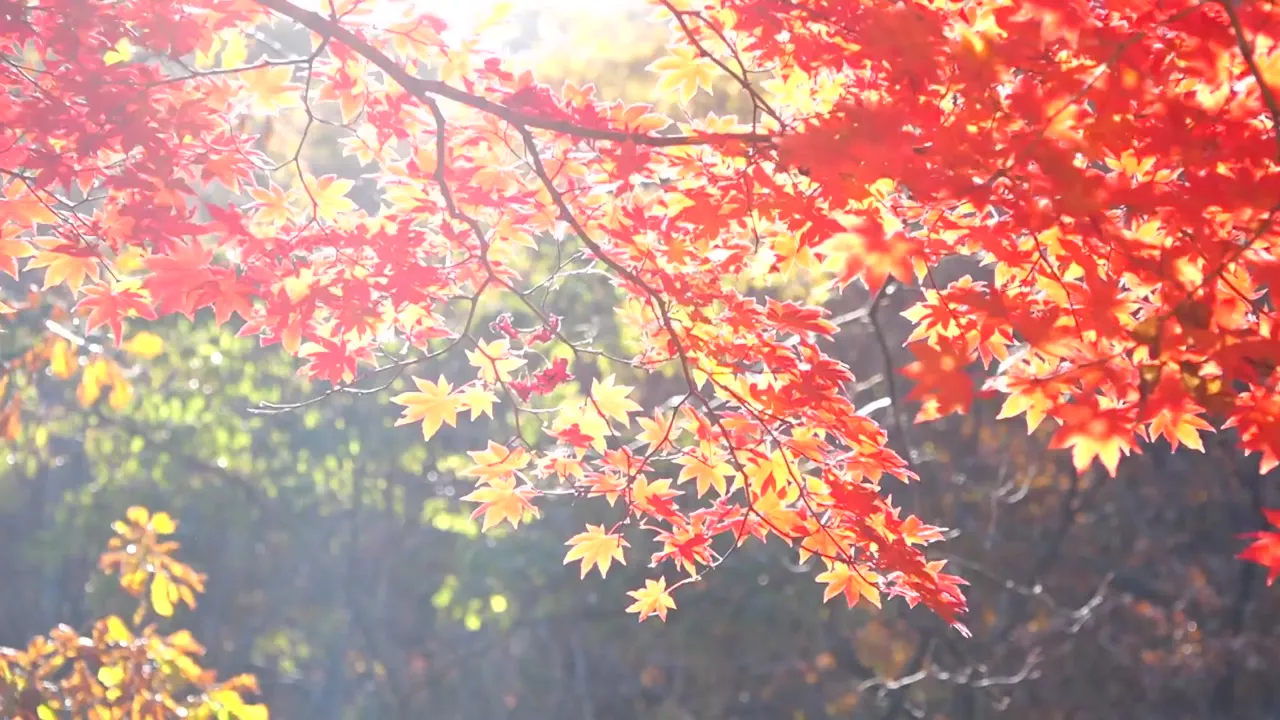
[[467, 338, 526, 384], [25, 240, 100, 293], [1239, 509, 1280, 586], [589, 374, 642, 427], [996, 377, 1061, 434], [1049, 402, 1138, 476], [1, 180, 58, 227], [646, 45, 717, 106], [899, 515, 946, 546], [636, 410, 677, 455], [304, 174, 357, 223], [675, 444, 736, 498], [552, 402, 611, 454], [75, 281, 159, 345], [815, 562, 882, 609], [464, 441, 531, 483], [901, 342, 975, 422], [219, 31, 249, 69], [554, 423, 597, 451], [581, 469, 628, 505], [625, 577, 677, 622], [457, 384, 499, 420], [141, 240, 215, 318], [630, 476, 682, 518], [765, 298, 838, 337], [248, 182, 294, 230], [392, 375, 461, 441], [461, 476, 541, 532], [544, 453, 586, 482], [240, 65, 303, 115], [1147, 403, 1214, 452], [738, 449, 799, 500], [0, 231, 34, 278], [563, 525, 629, 578], [102, 37, 135, 65], [818, 216, 922, 294]]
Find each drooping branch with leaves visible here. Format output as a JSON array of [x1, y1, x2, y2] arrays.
[[3, 0, 1280, 638]]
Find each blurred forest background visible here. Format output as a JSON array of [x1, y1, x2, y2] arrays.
[[4, 1, 1280, 719]]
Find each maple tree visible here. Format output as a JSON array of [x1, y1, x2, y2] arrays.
[[4, 0, 1280, 638]]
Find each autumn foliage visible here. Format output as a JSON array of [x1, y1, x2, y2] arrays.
[[0, 508, 266, 719], [4, 0, 1280, 638]]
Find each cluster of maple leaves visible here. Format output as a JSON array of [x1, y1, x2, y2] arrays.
[[3, 0, 1280, 633]]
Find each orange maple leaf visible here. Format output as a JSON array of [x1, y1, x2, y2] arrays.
[[0, 230, 34, 278], [815, 561, 882, 609], [675, 444, 735, 498], [25, 240, 100, 293], [464, 441, 531, 483], [1049, 402, 1138, 476], [1146, 403, 1214, 452]]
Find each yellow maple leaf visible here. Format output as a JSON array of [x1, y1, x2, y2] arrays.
[[749, 491, 806, 539], [589, 374, 642, 427], [149, 511, 177, 535], [241, 65, 302, 115], [636, 410, 677, 455], [544, 453, 586, 482], [646, 45, 717, 106], [219, 31, 248, 69], [467, 338, 526, 384], [563, 524, 629, 578], [248, 182, 294, 231], [305, 174, 357, 224], [626, 577, 677, 622], [461, 476, 540, 531], [996, 385, 1054, 433], [391, 375, 460, 441], [457, 384, 499, 420]]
